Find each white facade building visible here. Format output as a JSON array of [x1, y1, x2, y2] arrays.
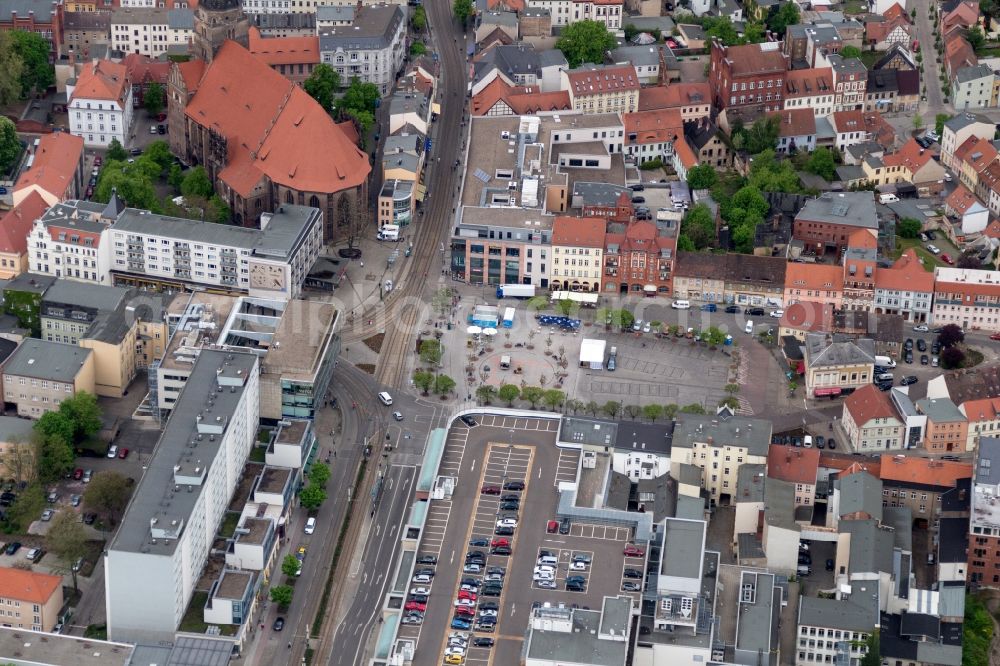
[[524, 0, 622, 29], [932, 267, 1000, 332], [110, 8, 194, 58], [27, 200, 114, 285], [952, 64, 995, 111], [318, 4, 405, 96], [105, 350, 260, 644], [67, 60, 133, 149], [109, 205, 323, 299]]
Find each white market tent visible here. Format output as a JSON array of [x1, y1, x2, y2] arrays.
[[579, 338, 607, 370]]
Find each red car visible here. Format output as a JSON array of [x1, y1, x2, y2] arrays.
[[941, 253, 954, 265], [546, 520, 559, 534], [458, 590, 477, 601], [93, 156, 103, 166], [491, 538, 509, 548], [118, 447, 129, 459], [155, 113, 167, 122], [404, 601, 426, 612], [73, 468, 83, 480], [455, 605, 475, 616], [481, 485, 501, 495], [623, 545, 645, 558], [991, 334, 1000, 341]]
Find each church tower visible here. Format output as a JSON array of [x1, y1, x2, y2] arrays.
[[193, 0, 250, 63]]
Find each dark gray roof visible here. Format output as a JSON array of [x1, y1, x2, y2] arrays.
[[944, 112, 993, 133], [560, 416, 617, 447], [798, 593, 879, 632], [660, 517, 706, 579], [736, 464, 766, 503], [525, 601, 630, 666], [842, 519, 894, 575], [318, 4, 402, 51], [606, 470, 631, 511], [4, 339, 92, 381], [795, 192, 878, 229], [109, 351, 256, 556], [613, 421, 672, 455], [956, 63, 994, 83], [167, 8, 194, 29], [837, 470, 882, 521], [64, 10, 111, 29], [828, 54, 867, 75], [867, 68, 898, 94], [882, 506, 912, 552], [42, 280, 131, 314], [609, 45, 661, 67], [113, 205, 319, 260], [803, 333, 875, 368], [316, 4, 354, 21], [0, 0, 57, 23], [472, 44, 566, 85], [572, 182, 629, 207], [84, 310, 132, 345], [480, 10, 517, 27], [737, 532, 766, 558], [253, 11, 315, 30], [764, 477, 797, 530], [0, 415, 37, 443], [938, 517, 969, 563], [4, 272, 55, 295], [900, 612, 940, 641]]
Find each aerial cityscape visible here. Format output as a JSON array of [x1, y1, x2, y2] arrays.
[[0, 0, 998, 664]]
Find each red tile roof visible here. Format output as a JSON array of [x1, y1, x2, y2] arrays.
[[831, 110, 865, 134], [552, 216, 606, 248], [71, 60, 128, 104], [471, 78, 571, 116], [878, 454, 971, 488], [565, 65, 639, 95], [14, 132, 84, 201], [845, 384, 898, 426], [982, 219, 1000, 239], [883, 138, 934, 173], [819, 452, 881, 477], [784, 263, 843, 295], [0, 192, 49, 255], [862, 111, 896, 149], [779, 301, 834, 332], [637, 82, 711, 111], [767, 446, 820, 485], [945, 183, 980, 215], [185, 42, 369, 197], [719, 42, 788, 76], [248, 27, 319, 66], [875, 248, 934, 293], [0, 567, 62, 604], [961, 396, 1000, 423], [783, 67, 833, 99], [768, 108, 816, 138], [847, 229, 878, 249], [623, 108, 683, 146], [675, 137, 697, 169], [883, 3, 908, 20], [122, 53, 170, 87], [175, 59, 207, 93]]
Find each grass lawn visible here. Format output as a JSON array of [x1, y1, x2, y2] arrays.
[[248, 446, 266, 463], [892, 235, 961, 271], [859, 50, 882, 69], [218, 511, 240, 538], [179, 591, 238, 636], [842, 0, 866, 14]]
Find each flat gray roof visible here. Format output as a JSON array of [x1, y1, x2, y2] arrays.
[[764, 477, 797, 530], [40, 200, 109, 235], [4, 272, 55, 295], [83, 310, 132, 345], [671, 412, 772, 457], [0, 415, 37, 442], [842, 518, 894, 576], [4, 338, 92, 381], [798, 590, 879, 632], [109, 350, 256, 556], [42, 279, 130, 313], [318, 4, 402, 50], [735, 569, 779, 655], [795, 192, 878, 229], [737, 464, 766, 503], [113, 204, 319, 259], [916, 397, 965, 423], [661, 517, 705, 579], [0, 627, 134, 666], [837, 471, 883, 521], [526, 603, 628, 666]]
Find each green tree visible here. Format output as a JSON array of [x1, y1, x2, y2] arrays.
[[281, 554, 302, 577], [498, 384, 520, 406], [343, 108, 374, 137], [303, 63, 340, 113], [453, 0, 473, 23], [34, 411, 74, 449], [143, 140, 173, 175], [107, 138, 127, 162], [168, 163, 184, 192], [642, 403, 664, 422], [680, 403, 707, 414], [702, 16, 741, 45], [95, 166, 161, 212], [739, 116, 780, 154], [7, 483, 44, 531], [413, 370, 434, 395], [663, 404, 679, 420], [83, 471, 132, 525], [963, 595, 993, 666], [9, 30, 53, 95], [337, 78, 379, 119], [181, 166, 214, 199], [724, 383, 741, 396], [434, 374, 456, 395], [0, 33, 24, 106], [270, 584, 294, 608], [476, 385, 497, 404], [859, 631, 880, 666], [968, 25, 986, 53], [419, 339, 443, 365], [207, 195, 231, 224], [46, 511, 89, 593], [555, 299, 578, 316], [766, 2, 800, 36], [686, 164, 717, 190], [897, 218, 922, 238], [718, 396, 740, 410], [912, 114, 925, 131], [677, 235, 696, 251], [309, 462, 331, 487], [555, 20, 617, 68], [542, 389, 565, 411], [746, 149, 801, 192], [412, 5, 427, 30], [37, 433, 74, 484], [0, 117, 19, 174], [143, 82, 165, 117], [299, 484, 327, 510], [805, 147, 837, 181], [935, 113, 950, 137], [60, 392, 103, 442], [583, 400, 599, 416], [839, 45, 863, 59], [681, 204, 717, 249], [410, 42, 427, 57], [602, 400, 621, 418], [521, 386, 544, 408]]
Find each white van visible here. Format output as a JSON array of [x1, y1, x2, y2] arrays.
[[745, 320, 754, 334], [803, 435, 813, 448], [671, 299, 691, 309], [878, 193, 899, 204], [378, 391, 393, 406], [537, 556, 558, 566], [874, 355, 897, 369], [305, 517, 316, 534], [377, 225, 400, 241], [500, 355, 511, 370]]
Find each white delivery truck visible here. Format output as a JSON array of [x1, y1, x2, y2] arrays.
[[874, 355, 897, 368], [377, 224, 400, 241]]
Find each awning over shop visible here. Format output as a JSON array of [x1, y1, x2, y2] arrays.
[[643, 285, 656, 292], [814, 387, 842, 397], [415, 183, 427, 201]]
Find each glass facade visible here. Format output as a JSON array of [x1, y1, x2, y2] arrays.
[[279, 333, 340, 419]]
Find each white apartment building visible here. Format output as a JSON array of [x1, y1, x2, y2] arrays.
[[67, 60, 133, 149], [932, 267, 1000, 332], [318, 4, 405, 96], [105, 350, 259, 644], [110, 8, 194, 58], [796, 594, 879, 666], [27, 200, 114, 285], [109, 205, 323, 299], [524, 0, 622, 29], [952, 64, 995, 112]]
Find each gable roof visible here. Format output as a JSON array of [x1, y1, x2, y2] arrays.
[[879, 454, 972, 489], [470, 78, 572, 116], [0, 192, 49, 255], [248, 26, 319, 66], [768, 108, 816, 137], [767, 446, 820, 485], [564, 64, 639, 95], [718, 42, 789, 76], [0, 567, 62, 604], [873, 44, 917, 71], [624, 108, 683, 146], [637, 82, 711, 111], [783, 67, 834, 99], [882, 138, 934, 173], [14, 132, 84, 201], [185, 41, 370, 197], [845, 384, 899, 426], [784, 262, 843, 295], [944, 183, 982, 216], [804, 332, 876, 368], [71, 60, 128, 104], [883, 3, 908, 20], [552, 216, 606, 248], [875, 248, 934, 293], [837, 469, 883, 520]]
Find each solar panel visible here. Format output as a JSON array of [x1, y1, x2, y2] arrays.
[[473, 168, 491, 184]]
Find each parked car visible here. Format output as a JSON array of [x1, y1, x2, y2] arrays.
[[107, 445, 119, 458], [503, 480, 525, 491], [469, 538, 490, 547], [481, 485, 501, 495], [623, 545, 645, 557], [622, 582, 641, 591], [725, 305, 740, 313], [623, 568, 643, 579], [460, 415, 478, 427], [273, 617, 285, 631], [559, 517, 571, 534], [4, 541, 20, 555], [941, 253, 954, 265], [41, 509, 54, 521], [900, 376, 918, 386], [417, 555, 437, 565]]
